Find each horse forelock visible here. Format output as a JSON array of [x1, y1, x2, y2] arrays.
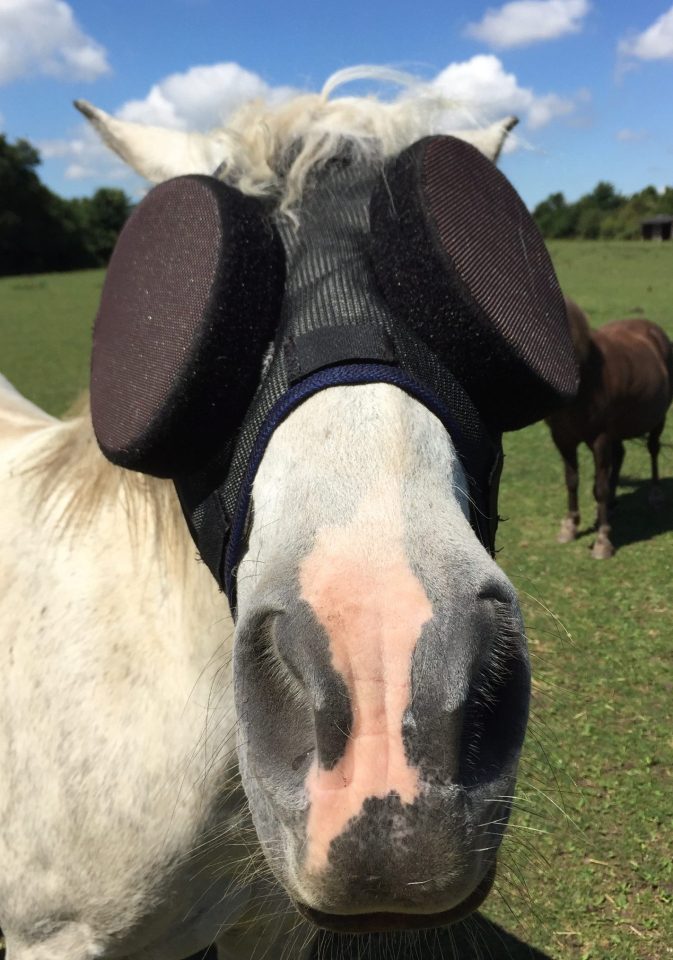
[[218, 73, 462, 217]]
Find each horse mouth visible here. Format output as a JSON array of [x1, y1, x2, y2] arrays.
[[295, 862, 496, 933]]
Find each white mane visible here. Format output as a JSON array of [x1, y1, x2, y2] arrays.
[[76, 66, 517, 216]]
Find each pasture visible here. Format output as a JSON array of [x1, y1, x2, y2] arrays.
[[0, 240, 671, 960]]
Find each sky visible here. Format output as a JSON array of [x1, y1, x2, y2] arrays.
[[1, 0, 673, 209]]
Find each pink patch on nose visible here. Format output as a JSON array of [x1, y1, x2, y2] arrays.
[[300, 491, 432, 874]]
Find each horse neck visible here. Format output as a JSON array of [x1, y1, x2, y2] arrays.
[[22, 400, 229, 639]]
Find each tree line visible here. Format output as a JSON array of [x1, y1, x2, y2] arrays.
[[0, 135, 132, 277], [533, 180, 673, 240], [3, 131, 673, 277]]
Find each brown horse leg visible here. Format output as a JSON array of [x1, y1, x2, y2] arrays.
[[557, 443, 580, 543], [648, 421, 665, 507], [591, 433, 615, 559], [609, 440, 625, 507]]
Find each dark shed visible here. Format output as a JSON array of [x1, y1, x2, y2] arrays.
[[641, 214, 673, 241]]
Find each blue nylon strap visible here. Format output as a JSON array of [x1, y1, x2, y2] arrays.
[[223, 362, 468, 605]]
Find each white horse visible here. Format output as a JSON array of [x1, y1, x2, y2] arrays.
[[0, 72, 536, 960]]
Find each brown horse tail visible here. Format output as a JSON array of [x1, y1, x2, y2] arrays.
[[563, 296, 593, 367]]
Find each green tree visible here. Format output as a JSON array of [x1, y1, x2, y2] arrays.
[[532, 179, 673, 240], [70, 188, 132, 265], [0, 135, 90, 275], [0, 135, 131, 276], [587, 181, 623, 212], [576, 206, 602, 239], [532, 192, 580, 238]]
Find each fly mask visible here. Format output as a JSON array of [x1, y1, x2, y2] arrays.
[[89, 135, 578, 607]]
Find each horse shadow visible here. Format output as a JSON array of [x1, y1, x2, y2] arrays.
[[608, 475, 673, 550], [183, 917, 556, 959], [570, 475, 673, 551], [308, 914, 555, 959], [0, 916, 554, 960]]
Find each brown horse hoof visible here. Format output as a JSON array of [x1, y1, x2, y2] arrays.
[[557, 517, 578, 543], [591, 538, 615, 560]]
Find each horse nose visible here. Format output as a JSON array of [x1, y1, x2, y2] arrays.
[[273, 582, 529, 792], [406, 583, 530, 789]]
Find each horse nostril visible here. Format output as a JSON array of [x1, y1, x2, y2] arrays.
[[459, 597, 530, 788], [476, 581, 513, 605], [273, 605, 353, 770], [292, 748, 315, 772]]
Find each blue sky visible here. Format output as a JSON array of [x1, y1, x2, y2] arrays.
[[1, 0, 672, 209]]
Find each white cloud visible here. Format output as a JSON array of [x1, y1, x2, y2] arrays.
[[0, 0, 110, 85], [466, 0, 590, 49], [432, 55, 579, 130], [616, 128, 647, 142], [117, 62, 295, 131], [619, 6, 673, 61], [64, 162, 94, 179]]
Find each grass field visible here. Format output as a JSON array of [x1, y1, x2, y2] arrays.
[[1, 241, 672, 960]]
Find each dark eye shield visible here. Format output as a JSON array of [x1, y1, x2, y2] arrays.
[[90, 135, 578, 608]]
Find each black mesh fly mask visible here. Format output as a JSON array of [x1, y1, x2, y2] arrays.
[[89, 135, 578, 611]]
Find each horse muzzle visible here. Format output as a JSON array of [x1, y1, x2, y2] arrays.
[[295, 860, 497, 933], [234, 580, 529, 927]]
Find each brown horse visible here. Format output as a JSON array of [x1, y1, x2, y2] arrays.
[[547, 298, 673, 558]]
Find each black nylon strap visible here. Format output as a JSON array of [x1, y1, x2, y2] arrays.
[[284, 325, 395, 383]]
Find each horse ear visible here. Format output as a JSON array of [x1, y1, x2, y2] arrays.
[[74, 100, 228, 181], [449, 116, 518, 164], [370, 134, 578, 431], [90, 175, 285, 477]]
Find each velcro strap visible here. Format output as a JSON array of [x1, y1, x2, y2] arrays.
[[284, 325, 395, 383]]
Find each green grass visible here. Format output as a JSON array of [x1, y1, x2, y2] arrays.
[[0, 242, 672, 960], [547, 239, 673, 329], [483, 241, 673, 960], [0, 269, 104, 416]]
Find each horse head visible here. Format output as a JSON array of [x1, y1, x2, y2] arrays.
[[79, 73, 577, 934]]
